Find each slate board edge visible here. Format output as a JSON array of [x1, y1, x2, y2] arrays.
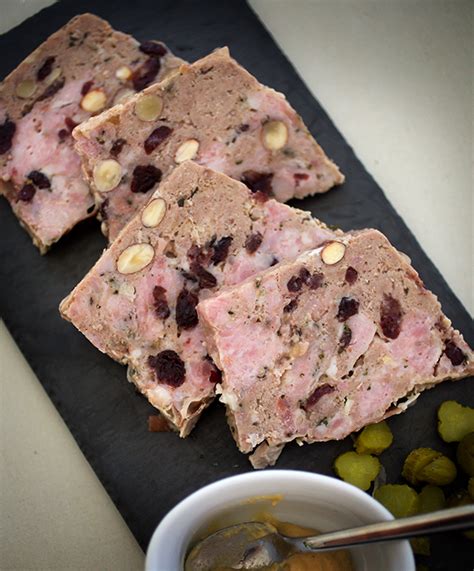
[[0, 311, 142, 546], [0, 0, 472, 564], [0, 0, 470, 332], [247, 1, 472, 330]]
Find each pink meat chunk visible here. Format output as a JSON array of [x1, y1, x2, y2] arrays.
[[59, 162, 339, 435], [73, 47, 344, 242], [0, 13, 183, 252], [197, 230, 474, 466]]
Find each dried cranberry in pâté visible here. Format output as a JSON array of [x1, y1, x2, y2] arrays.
[[60, 163, 339, 436], [198, 228, 473, 467]]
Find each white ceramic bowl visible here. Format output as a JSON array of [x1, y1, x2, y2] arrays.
[[146, 470, 415, 571]]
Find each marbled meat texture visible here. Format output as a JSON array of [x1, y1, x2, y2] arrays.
[[59, 162, 339, 435], [0, 13, 183, 252], [198, 229, 474, 467], [73, 47, 344, 242]]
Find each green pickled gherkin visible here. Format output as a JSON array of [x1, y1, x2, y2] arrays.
[[418, 485, 445, 513], [456, 432, 474, 476], [333, 451, 381, 491], [419, 455, 457, 486], [402, 447, 456, 486], [374, 484, 420, 518], [438, 401, 474, 443], [354, 421, 393, 455], [402, 448, 440, 484]]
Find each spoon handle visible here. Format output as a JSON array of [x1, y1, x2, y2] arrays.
[[303, 505, 474, 551]]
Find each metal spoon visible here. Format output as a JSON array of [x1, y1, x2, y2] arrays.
[[184, 504, 474, 570]]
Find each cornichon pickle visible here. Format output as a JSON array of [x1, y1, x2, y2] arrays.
[[418, 485, 445, 513], [374, 484, 420, 518], [333, 451, 381, 491], [456, 432, 474, 476], [402, 447, 457, 486], [410, 537, 430, 556], [402, 448, 440, 484], [438, 401, 474, 442], [354, 421, 393, 455], [419, 455, 457, 486]]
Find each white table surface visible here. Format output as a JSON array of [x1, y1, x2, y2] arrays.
[[0, 1, 472, 569]]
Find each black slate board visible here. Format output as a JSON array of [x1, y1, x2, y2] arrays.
[[0, 1, 472, 569]]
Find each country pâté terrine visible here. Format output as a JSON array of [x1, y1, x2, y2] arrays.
[[198, 229, 474, 467], [0, 13, 183, 252], [59, 162, 339, 435], [73, 47, 344, 241]]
